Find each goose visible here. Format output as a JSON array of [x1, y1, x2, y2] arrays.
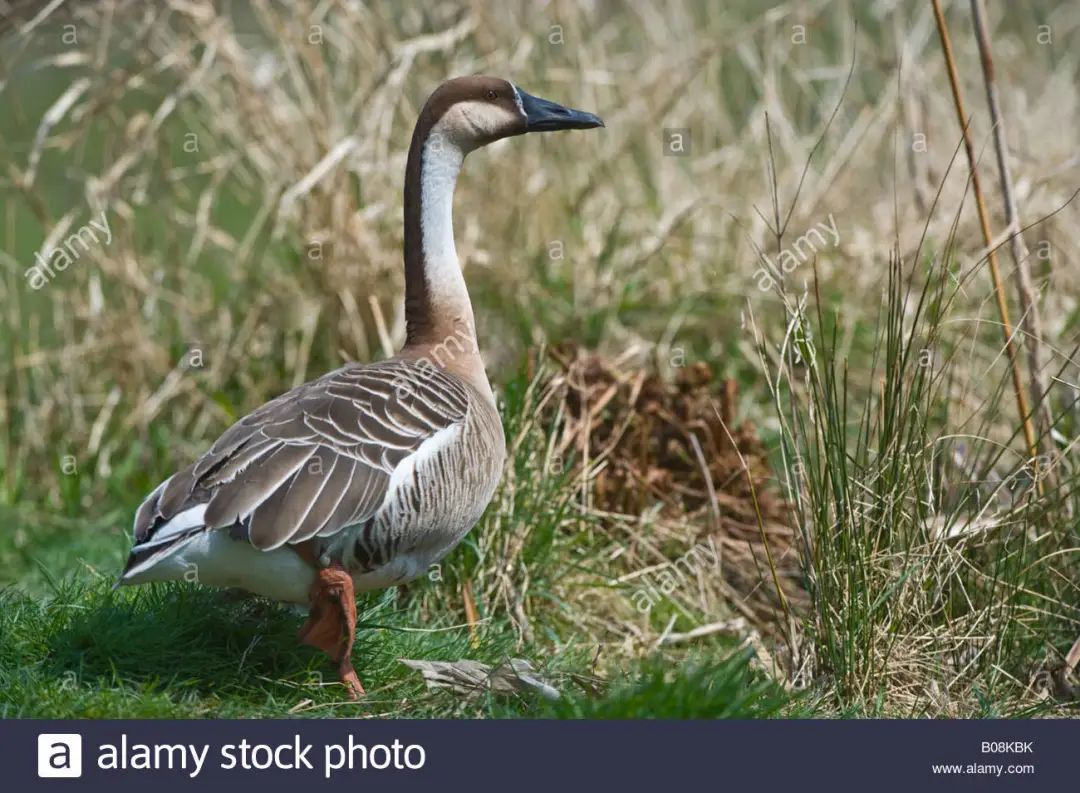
[[118, 76, 603, 698]]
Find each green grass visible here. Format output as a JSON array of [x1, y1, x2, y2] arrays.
[[0, 557, 792, 719], [756, 244, 1080, 717], [526, 650, 806, 719]]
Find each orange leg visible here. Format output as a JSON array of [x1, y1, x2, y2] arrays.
[[298, 564, 365, 699]]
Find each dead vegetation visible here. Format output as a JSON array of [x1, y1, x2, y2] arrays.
[[544, 344, 804, 636]]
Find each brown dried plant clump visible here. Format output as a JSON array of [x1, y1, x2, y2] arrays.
[[545, 344, 805, 634]]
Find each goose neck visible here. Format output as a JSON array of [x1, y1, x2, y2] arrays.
[[401, 115, 494, 405]]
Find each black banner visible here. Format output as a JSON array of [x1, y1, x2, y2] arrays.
[[10, 719, 1069, 790]]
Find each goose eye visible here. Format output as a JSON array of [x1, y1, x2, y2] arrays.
[[486, 90, 497, 100]]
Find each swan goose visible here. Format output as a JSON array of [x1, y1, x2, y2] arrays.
[[118, 76, 603, 698]]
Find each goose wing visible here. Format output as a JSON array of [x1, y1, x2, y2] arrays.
[[121, 359, 469, 579]]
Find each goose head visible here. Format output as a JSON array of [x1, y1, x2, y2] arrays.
[[419, 75, 604, 152]]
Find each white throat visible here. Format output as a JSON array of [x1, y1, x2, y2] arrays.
[[419, 127, 473, 335]]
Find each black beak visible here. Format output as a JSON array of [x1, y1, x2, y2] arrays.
[[519, 89, 604, 132]]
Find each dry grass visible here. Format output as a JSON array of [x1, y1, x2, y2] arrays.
[[544, 345, 803, 631], [2, 0, 1080, 716]]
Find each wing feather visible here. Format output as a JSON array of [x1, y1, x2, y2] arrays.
[[201, 436, 279, 487], [158, 464, 198, 517], [125, 360, 470, 571], [289, 452, 347, 542]]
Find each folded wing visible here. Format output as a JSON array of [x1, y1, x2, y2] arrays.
[[122, 359, 469, 579]]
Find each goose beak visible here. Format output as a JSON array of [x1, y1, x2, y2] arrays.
[[519, 89, 604, 132]]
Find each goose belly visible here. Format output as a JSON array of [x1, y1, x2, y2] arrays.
[[131, 530, 316, 604]]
